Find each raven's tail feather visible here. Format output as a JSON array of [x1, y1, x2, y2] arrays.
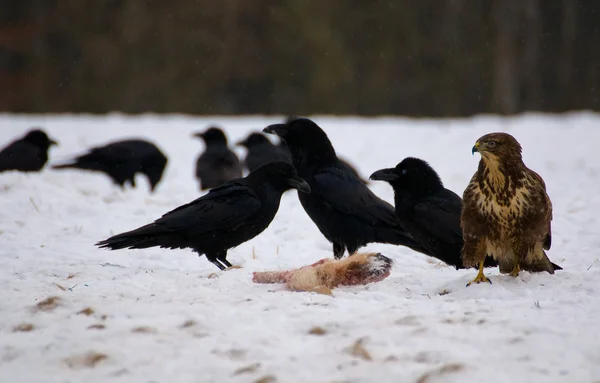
[[52, 154, 105, 172], [381, 228, 499, 270], [52, 162, 79, 170], [377, 229, 431, 257], [377, 228, 466, 267], [96, 223, 166, 250]]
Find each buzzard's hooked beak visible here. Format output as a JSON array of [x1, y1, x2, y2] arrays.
[[369, 168, 398, 182], [287, 176, 311, 193], [263, 123, 288, 137], [472, 141, 480, 155]]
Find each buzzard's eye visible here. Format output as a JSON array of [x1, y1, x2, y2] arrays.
[[401, 169, 408, 175], [487, 141, 496, 148]]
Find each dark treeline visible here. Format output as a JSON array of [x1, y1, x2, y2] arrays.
[[1, 0, 598, 116]]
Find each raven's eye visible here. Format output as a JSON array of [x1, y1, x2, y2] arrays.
[[401, 169, 408, 175], [488, 141, 496, 148]]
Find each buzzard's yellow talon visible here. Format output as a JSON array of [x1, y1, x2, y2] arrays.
[[466, 260, 491, 287], [466, 273, 491, 286], [509, 264, 520, 277]]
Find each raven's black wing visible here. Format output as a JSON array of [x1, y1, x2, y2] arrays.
[[412, 189, 464, 245], [311, 165, 399, 227], [96, 182, 261, 250], [306, 164, 427, 254], [338, 158, 368, 184], [414, 188, 500, 269], [156, 182, 258, 231], [0, 141, 33, 171], [53, 143, 129, 170]]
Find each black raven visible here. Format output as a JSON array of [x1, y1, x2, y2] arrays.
[[236, 132, 291, 173], [96, 162, 311, 270], [263, 118, 427, 259], [338, 158, 369, 184], [194, 126, 242, 190], [0, 129, 58, 172], [53, 139, 167, 192], [370, 157, 499, 269]]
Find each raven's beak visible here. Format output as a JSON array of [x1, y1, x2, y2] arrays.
[[369, 168, 398, 182], [192, 132, 204, 139], [287, 176, 311, 193], [49, 139, 59, 146], [263, 123, 288, 137], [235, 139, 247, 147], [472, 141, 480, 155]]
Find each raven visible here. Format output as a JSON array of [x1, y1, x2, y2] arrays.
[[370, 157, 494, 269], [0, 129, 58, 172], [264, 118, 427, 259], [96, 162, 311, 270], [236, 132, 290, 172], [194, 126, 242, 190], [53, 139, 167, 192]]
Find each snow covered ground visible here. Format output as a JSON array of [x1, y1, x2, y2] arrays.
[[0, 113, 599, 383]]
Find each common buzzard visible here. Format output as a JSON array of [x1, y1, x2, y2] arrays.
[[461, 132, 561, 285]]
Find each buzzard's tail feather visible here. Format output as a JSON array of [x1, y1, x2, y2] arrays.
[[521, 250, 558, 274]]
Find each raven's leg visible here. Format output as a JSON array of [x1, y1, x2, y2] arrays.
[[217, 251, 243, 270], [205, 252, 226, 270], [333, 242, 345, 260], [211, 260, 226, 270], [216, 251, 233, 268]]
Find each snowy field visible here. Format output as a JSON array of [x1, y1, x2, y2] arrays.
[[1, 113, 599, 383]]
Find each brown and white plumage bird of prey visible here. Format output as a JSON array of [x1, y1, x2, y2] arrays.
[[461, 132, 561, 286]]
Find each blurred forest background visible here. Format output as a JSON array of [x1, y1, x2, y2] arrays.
[[0, 0, 599, 116]]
